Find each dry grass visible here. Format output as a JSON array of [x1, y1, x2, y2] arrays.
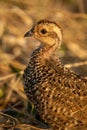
[[0, 0, 87, 129]]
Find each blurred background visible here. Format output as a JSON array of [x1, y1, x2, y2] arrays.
[[0, 0, 87, 129]]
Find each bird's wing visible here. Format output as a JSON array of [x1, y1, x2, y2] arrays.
[[43, 59, 87, 123]]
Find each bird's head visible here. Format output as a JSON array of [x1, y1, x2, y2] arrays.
[[24, 20, 62, 47]]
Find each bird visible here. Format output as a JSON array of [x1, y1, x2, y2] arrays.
[[23, 19, 87, 130]]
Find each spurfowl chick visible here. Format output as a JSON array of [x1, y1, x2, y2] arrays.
[[23, 20, 87, 130]]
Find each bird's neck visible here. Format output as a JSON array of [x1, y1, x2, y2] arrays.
[[38, 42, 59, 59], [31, 41, 60, 65]]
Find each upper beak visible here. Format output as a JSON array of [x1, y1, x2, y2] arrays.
[[24, 27, 34, 37]]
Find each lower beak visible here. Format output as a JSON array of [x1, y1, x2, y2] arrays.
[[24, 27, 34, 37]]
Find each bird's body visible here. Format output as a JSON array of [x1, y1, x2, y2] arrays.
[[23, 20, 87, 130]]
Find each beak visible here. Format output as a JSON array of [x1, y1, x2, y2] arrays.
[[24, 27, 34, 37]]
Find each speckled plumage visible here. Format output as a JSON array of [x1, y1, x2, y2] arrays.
[[23, 20, 87, 130]]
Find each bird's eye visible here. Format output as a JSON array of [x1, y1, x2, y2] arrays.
[[40, 29, 47, 34]]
